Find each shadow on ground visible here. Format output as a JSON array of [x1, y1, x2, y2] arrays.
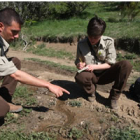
[[123, 90, 140, 108], [23, 106, 49, 112], [51, 80, 110, 107], [51, 80, 87, 101], [51, 80, 140, 108], [95, 91, 109, 106]]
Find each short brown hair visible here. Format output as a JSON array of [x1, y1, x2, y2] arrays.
[[87, 15, 106, 37], [0, 7, 23, 26]]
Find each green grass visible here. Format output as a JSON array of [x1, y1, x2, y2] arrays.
[[13, 86, 33, 98], [0, 130, 55, 140], [22, 2, 140, 40], [25, 58, 77, 73], [68, 100, 82, 107], [131, 60, 140, 72], [23, 18, 87, 39], [116, 52, 140, 72], [117, 53, 137, 61], [105, 22, 140, 39], [3, 86, 37, 126], [13, 85, 37, 106], [68, 127, 83, 139], [27, 43, 74, 60], [11, 2, 140, 74], [4, 113, 18, 125], [106, 126, 140, 140]]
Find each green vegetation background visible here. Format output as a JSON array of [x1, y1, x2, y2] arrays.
[[22, 2, 140, 39], [1, 2, 140, 139]]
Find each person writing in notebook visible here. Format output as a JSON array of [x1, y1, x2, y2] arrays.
[[75, 15, 132, 110]]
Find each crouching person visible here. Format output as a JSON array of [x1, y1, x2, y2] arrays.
[[75, 15, 132, 110], [0, 7, 70, 126]]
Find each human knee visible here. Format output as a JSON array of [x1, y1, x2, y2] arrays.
[[12, 57, 21, 69], [75, 72, 93, 84], [0, 108, 9, 118], [0, 97, 10, 118], [120, 60, 132, 70]]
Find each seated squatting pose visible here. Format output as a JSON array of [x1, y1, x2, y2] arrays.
[[75, 15, 132, 110], [0, 7, 70, 126]]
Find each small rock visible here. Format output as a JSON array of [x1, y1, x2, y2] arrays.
[[80, 121, 85, 125], [12, 113, 19, 119], [38, 116, 44, 120], [37, 96, 41, 99]]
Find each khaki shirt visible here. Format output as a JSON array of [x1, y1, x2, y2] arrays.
[[0, 37, 17, 76], [75, 36, 116, 66]]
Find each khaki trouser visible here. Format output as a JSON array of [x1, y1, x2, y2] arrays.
[[75, 60, 132, 95], [0, 57, 21, 102]]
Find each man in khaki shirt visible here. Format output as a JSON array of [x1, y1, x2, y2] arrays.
[[0, 8, 70, 126], [75, 15, 132, 110]]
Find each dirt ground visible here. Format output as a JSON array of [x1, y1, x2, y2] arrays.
[[2, 42, 140, 139]]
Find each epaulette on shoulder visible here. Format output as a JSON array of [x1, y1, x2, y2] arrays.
[[102, 36, 113, 41]]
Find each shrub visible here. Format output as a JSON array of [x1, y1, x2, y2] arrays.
[[48, 2, 89, 19], [124, 53, 137, 59], [69, 100, 82, 107], [107, 126, 140, 140], [68, 127, 83, 139], [108, 17, 119, 22]]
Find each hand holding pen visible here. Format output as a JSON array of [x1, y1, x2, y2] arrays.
[[77, 57, 86, 70]]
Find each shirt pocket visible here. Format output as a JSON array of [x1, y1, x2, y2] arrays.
[[85, 52, 94, 64], [97, 49, 106, 61], [0, 56, 8, 65]]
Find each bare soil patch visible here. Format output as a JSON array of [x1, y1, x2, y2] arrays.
[[2, 42, 140, 139]]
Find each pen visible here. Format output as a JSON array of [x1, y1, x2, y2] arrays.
[[79, 57, 82, 62]]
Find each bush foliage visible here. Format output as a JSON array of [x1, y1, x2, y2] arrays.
[[0, 2, 90, 21]]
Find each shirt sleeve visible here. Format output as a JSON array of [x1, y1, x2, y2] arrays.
[[0, 56, 17, 76], [74, 43, 85, 66], [105, 39, 116, 64]]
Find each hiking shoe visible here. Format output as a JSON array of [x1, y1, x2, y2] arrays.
[[87, 93, 96, 102], [8, 103, 23, 113], [110, 99, 119, 110]]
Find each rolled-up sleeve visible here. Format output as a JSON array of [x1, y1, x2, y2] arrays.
[[0, 56, 17, 76]]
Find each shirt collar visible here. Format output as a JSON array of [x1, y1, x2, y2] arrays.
[[99, 36, 106, 49], [90, 36, 106, 49], [0, 36, 9, 51]]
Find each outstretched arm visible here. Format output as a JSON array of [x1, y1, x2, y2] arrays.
[[10, 70, 70, 97]]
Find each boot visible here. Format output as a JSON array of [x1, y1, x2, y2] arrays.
[[8, 103, 23, 113], [87, 84, 96, 102], [88, 93, 96, 102], [108, 89, 121, 110]]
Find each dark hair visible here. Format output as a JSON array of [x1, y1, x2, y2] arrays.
[[87, 15, 106, 36], [0, 7, 23, 26]]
